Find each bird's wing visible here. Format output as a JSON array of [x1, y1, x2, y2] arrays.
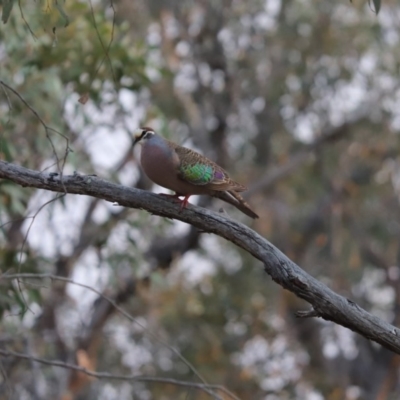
[[174, 146, 246, 191]]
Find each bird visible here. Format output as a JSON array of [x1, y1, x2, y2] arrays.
[[133, 127, 259, 219]]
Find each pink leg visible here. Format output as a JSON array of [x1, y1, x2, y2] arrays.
[[180, 195, 191, 211], [159, 193, 191, 211]]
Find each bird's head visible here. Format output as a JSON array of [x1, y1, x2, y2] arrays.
[[133, 127, 156, 146]]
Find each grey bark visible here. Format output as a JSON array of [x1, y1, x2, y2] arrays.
[[1, 160, 400, 353]]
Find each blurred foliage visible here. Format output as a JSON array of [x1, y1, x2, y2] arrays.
[[1, 0, 400, 400], [371, 0, 381, 14]]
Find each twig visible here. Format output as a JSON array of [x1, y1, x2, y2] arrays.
[[245, 123, 349, 198], [17, 0, 37, 39], [0, 273, 240, 400], [0, 349, 226, 399], [15, 195, 65, 312], [88, 0, 117, 84], [0, 80, 69, 175]]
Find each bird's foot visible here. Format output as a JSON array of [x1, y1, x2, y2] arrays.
[[158, 193, 191, 211], [179, 195, 191, 211]]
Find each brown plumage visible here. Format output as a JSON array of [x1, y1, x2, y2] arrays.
[[133, 127, 259, 219]]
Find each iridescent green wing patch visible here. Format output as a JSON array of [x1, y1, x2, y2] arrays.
[[180, 163, 214, 185]]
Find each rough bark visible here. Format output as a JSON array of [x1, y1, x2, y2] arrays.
[[1, 160, 400, 353]]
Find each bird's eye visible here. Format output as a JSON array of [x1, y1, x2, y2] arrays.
[[138, 126, 155, 140], [143, 130, 154, 138]]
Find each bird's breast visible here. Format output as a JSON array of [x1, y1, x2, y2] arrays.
[[141, 144, 175, 181]]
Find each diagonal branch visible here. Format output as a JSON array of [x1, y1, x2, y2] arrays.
[[0, 349, 228, 400], [245, 123, 349, 198], [1, 160, 400, 353]]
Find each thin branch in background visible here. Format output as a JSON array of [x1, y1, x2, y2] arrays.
[[0, 83, 13, 126], [245, 123, 349, 198], [0, 219, 22, 231], [15, 194, 66, 313], [245, 151, 311, 198], [0, 81, 71, 306], [0, 80, 70, 178], [24, 337, 43, 399], [0, 273, 242, 400], [0, 83, 13, 160], [0, 348, 234, 400], [0, 356, 12, 400], [17, 0, 37, 39], [88, 0, 117, 84], [40, 160, 67, 173]]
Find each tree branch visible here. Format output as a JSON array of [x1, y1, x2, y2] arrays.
[[2, 273, 210, 391], [1, 160, 400, 353], [0, 349, 231, 400], [245, 123, 349, 198]]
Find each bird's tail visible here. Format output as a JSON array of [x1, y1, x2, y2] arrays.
[[213, 191, 259, 219]]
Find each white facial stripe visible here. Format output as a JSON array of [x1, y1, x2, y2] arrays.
[[143, 130, 154, 138]]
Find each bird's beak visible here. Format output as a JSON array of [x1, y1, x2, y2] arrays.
[[133, 130, 143, 146]]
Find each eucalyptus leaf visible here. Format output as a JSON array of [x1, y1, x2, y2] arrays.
[[55, 0, 70, 27], [1, 0, 14, 24], [371, 0, 381, 13]]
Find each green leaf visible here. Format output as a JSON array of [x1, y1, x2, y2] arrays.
[[0, 136, 15, 161], [1, 0, 14, 24], [54, 0, 70, 27], [0, 182, 27, 215], [373, 0, 381, 13]]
